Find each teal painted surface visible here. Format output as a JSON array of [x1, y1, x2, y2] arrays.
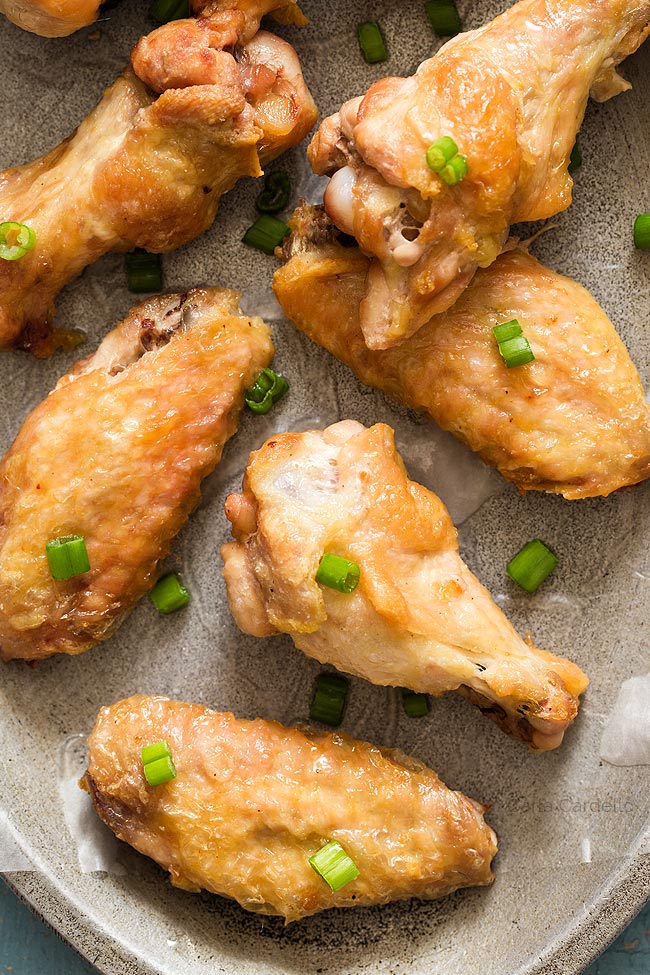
[[0, 878, 648, 973]]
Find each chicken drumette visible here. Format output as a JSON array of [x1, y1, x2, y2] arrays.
[[0, 288, 273, 662], [310, 0, 650, 348], [84, 695, 497, 921], [0, 0, 316, 353], [222, 420, 588, 751], [273, 205, 650, 500]]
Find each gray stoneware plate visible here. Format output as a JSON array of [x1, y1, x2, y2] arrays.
[[1, 1, 650, 973]]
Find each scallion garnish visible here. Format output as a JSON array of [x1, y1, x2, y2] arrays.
[[310, 672, 348, 726], [400, 687, 429, 718], [425, 0, 462, 36], [507, 539, 558, 593], [256, 171, 291, 214], [150, 573, 190, 614], [242, 215, 290, 255], [125, 249, 162, 293], [309, 840, 359, 891], [493, 319, 535, 368], [141, 740, 173, 765], [634, 214, 650, 250], [568, 139, 582, 174], [0, 221, 36, 262], [439, 154, 468, 186], [142, 742, 177, 786], [426, 136, 458, 173], [357, 21, 387, 63], [316, 553, 360, 593], [245, 367, 289, 414], [150, 0, 188, 23], [46, 535, 90, 581], [426, 137, 468, 186]]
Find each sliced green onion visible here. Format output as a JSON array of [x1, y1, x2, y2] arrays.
[[256, 171, 291, 214], [243, 215, 290, 255], [568, 139, 582, 174], [400, 688, 430, 718], [125, 249, 162, 293], [498, 334, 535, 368], [0, 221, 36, 261], [310, 672, 348, 726], [357, 21, 387, 64], [507, 539, 558, 593], [150, 573, 190, 614], [492, 319, 522, 344], [439, 154, 468, 186], [633, 214, 650, 250], [245, 367, 289, 414], [425, 0, 462, 36], [426, 136, 458, 174], [309, 840, 359, 892], [46, 535, 90, 581], [150, 0, 188, 22], [141, 740, 172, 765], [143, 754, 177, 786], [316, 553, 360, 593]]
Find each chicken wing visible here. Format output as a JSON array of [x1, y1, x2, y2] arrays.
[[222, 421, 588, 751], [0, 287, 273, 662], [84, 695, 497, 920], [0, 0, 304, 36], [310, 0, 650, 348], [273, 205, 650, 500], [0, 0, 316, 354], [0, 0, 100, 35]]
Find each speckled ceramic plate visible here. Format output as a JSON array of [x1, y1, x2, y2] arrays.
[[2, 2, 650, 973]]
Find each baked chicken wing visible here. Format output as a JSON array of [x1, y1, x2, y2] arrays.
[[310, 0, 650, 348], [0, 0, 316, 354], [0, 288, 273, 662], [0, 0, 100, 35], [273, 206, 650, 500], [222, 421, 588, 751], [84, 695, 497, 920]]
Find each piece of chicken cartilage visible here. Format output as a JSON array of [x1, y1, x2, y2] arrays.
[[0, 0, 317, 354], [309, 0, 650, 348], [273, 205, 650, 500], [0, 288, 274, 663], [83, 695, 497, 921], [222, 421, 589, 751]]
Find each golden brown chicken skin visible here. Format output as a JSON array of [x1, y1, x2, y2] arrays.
[[0, 0, 316, 354], [273, 206, 650, 500], [222, 421, 588, 751], [84, 695, 497, 921], [0, 288, 273, 663], [310, 0, 650, 348], [0, 0, 100, 36]]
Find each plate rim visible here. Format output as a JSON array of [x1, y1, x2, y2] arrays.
[[4, 824, 650, 975]]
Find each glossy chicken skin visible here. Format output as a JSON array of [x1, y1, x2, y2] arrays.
[[222, 421, 588, 750], [0, 0, 316, 354], [0, 288, 273, 662], [84, 695, 497, 920], [274, 206, 650, 499], [0, 0, 100, 35], [310, 0, 650, 348]]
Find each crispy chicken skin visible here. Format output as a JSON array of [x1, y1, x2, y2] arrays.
[[0, 0, 316, 354], [222, 421, 588, 751], [0, 0, 100, 35], [273, 206, 650, 500], [0, 288, 273, 663], [84, 695, 497, 920], [310, 0, 650, 348]]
